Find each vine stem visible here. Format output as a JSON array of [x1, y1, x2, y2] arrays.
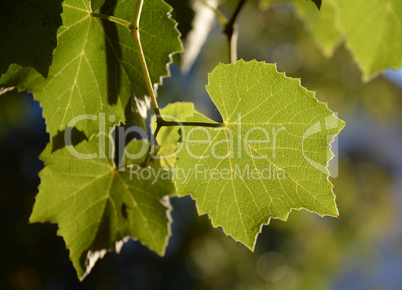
[[91, 7, 161, 116], [130, 0, 225, 129], [223, 0, 247, 63], [93, 2, 227, 128], [131, 0, 161, 117], [93, 1, 227, 166]]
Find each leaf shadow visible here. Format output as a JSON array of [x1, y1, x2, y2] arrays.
[[51, 127, 88, 153], [101, 0, 120, 105]]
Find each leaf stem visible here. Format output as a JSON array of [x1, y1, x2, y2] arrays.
[[130, 0, 227, 165], [90, 13, 131, 29], [157, 118, 226, 128], [131, 0, 161, 116], [94, 1, 228, 167]]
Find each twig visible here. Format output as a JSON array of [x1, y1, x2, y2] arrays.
[[223, 0, 247, 63], [130, 0, 228, 165], [131, 0, 161, 117]]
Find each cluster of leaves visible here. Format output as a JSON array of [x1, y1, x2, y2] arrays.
[[260, 0, 402, 80], [4, 0, 401, 280]]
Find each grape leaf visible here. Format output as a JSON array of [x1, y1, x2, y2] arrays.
[[335, 0, 402, 80], [0, 0, 63, 77], [0, 0, 183, 137], [30, 134, 175, 280], [174, 60, 345, 249]]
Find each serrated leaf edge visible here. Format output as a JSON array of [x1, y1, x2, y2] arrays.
[[30, 132, 174, 279], [175, 59, 345, 251]]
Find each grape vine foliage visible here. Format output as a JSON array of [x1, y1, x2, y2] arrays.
[[0, 0, 357, 280]]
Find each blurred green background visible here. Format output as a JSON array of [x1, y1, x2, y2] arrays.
[[1, 1, 401, 289]]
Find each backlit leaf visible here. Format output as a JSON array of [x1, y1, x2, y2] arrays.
[[174, 60, 345, 249], [30, 134, 175, 279], [336, 0, 402, 80]]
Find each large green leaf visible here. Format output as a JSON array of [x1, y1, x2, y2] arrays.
[[0, 0, 183, 137], [30, 134, 175, 279], [174, 60, 345, 249], [335, 0, 402, 80], [0, 0, 63, 77]]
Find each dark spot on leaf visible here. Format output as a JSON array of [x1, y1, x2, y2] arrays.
[[178, 128, 183, 142], [121, 203, 128, 220]]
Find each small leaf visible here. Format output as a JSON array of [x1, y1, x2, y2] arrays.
[[174, 60, 345, 250], [30, 134, 175, 280], [0, 0, 63, 77]]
